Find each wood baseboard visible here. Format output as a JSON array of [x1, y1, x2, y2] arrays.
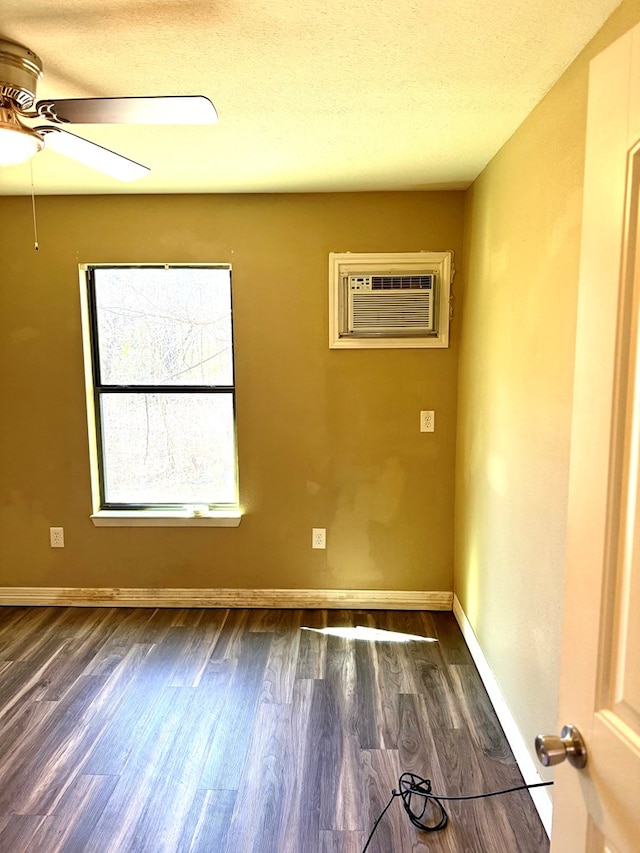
[[452, 594, 553, 836], [0, 587, 453, 610]]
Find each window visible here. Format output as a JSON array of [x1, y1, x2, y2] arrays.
[[80, 265, 240, 526]]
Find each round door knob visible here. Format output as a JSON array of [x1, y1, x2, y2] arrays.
[[534, 724, 587, 769]]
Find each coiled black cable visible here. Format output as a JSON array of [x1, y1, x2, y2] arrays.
[[362, 773, 553, 852]]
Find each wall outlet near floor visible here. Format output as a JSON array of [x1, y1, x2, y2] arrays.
[[50, 527, 64, 548], [420, 410, 435, 432], [312, 528, 326, 549]]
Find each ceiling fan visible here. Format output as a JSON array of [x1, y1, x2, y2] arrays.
[[0, 37, 218, 181]]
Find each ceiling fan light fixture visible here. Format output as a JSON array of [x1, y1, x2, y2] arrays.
[[0, 107, 43, 166]]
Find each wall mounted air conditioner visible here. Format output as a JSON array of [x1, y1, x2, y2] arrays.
[[329, 251, 454, 349]]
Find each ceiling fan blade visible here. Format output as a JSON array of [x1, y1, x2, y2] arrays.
[[38, 127, 149, 182], [36, 96, 218, 125]]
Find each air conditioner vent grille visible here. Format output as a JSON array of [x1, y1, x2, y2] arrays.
[[351, 292, 432, 332], [371, 274, 433, 290], [348, 273, 434, 292]]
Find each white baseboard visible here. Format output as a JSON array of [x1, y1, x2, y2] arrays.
[[0, 587, 453, 611], [452, 594, 553, 836]]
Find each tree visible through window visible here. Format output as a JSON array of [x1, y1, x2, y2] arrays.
[[84, 265, 238, 509]]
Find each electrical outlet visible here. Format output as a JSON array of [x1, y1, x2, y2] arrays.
[[420, 410, 435, 433], [312, 528, 326, 549], [50, 527, 64, 548]]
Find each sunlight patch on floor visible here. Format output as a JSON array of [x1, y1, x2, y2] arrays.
[[301, 626, 437, 643]]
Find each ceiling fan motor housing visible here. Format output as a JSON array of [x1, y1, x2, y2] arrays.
[[0, 38, 43, 110]]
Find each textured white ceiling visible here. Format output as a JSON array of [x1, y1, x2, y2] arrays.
[[0, 0, 622, 195]]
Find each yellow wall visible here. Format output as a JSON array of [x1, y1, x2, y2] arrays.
[[456, 0, 640, 767], [0, 191, 463, 591]]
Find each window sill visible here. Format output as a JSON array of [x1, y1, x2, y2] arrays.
[[90, 510, 242, 528]]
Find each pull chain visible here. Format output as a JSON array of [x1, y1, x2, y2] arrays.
[[30, 159, 39, 251]]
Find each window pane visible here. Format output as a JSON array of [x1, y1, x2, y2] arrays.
[[100, 393, 237, 504], [94, 267, 233, 386]]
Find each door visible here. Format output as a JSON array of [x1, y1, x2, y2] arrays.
[[551, 22, 640, 853]]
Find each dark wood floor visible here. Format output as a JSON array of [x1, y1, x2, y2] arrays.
[[0, 606, 549, 852]]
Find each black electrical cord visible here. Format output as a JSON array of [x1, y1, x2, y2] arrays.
[[362, 773, 553, 852]]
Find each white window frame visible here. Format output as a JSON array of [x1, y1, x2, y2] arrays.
[[79, 264, 241, 528]]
